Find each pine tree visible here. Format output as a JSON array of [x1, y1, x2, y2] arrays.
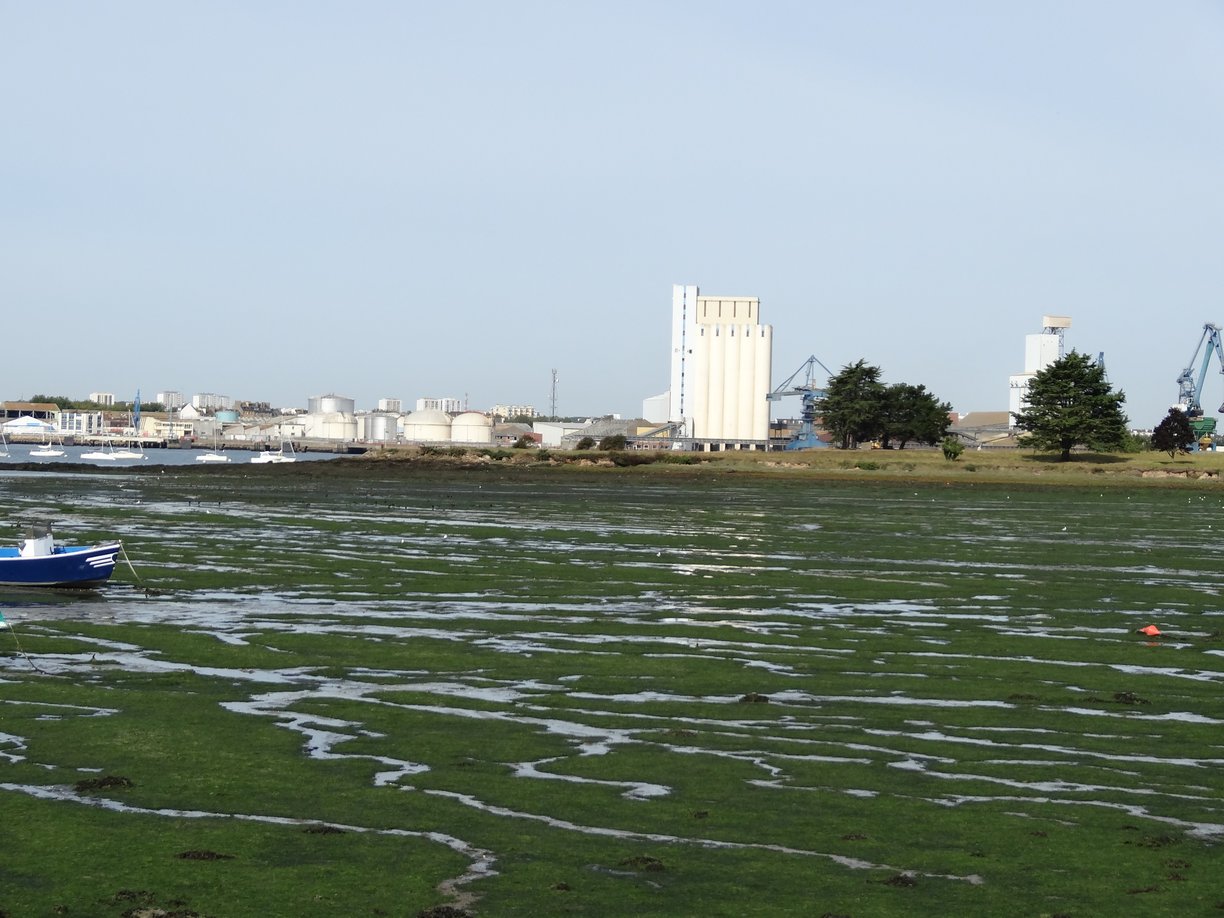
[[816, 360, 885, 449], [880, 383, 953, 449], [1012, 351, 1128, 461]]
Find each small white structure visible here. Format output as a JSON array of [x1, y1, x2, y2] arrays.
[[403, 408, 452, 443], [2, 416, 55, 434], [641, 391, 669, 425], [451, 411, 493, 445], [531, 420, 589, 447], [1009, 315, 1070, 426]]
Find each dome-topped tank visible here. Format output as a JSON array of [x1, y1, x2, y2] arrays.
[[451, 411, 493, 445], [309, 394, 356, 415], [403, 408, 452, 443]]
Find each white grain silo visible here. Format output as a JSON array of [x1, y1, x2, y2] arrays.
[[667, 286, 772, 443], [451, 411, 493, 445], [403, 408, 452, 443]]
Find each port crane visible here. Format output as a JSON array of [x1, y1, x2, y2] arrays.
[[1175, 323, 1224, 439], [767, 355, 834, 449]]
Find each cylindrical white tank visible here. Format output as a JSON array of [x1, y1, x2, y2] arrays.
[[363, 413, 398, 442], [403, 408, 452, 443], [753, 326, 772, 440], [305, 412, 357, 441], [692, 325, 709, 438], [451, 411, 493, 444], [309, 394, 356, 415], [736, 325, 755, 440], [723, 325, 741, 439], [707, 326, 725, 439]]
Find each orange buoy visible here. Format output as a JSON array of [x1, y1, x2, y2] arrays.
[[1138, 625, 1161, 637]]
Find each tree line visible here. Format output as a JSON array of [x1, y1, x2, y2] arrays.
[[816, 351, 1149, 461], [815, 359, 953, 449], [27, 395, 166, 413]]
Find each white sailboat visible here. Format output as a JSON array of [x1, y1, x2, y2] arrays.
[[250, 441, 297, 464], [112, 391, 147, 459], [111, 440, 147, 460], [81, 440, 118, 461], [196, 430, 231, 463], [30, 433, 66, 458]]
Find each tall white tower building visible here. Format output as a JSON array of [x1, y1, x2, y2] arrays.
[[651, 284, 772, 442], [1008, 315, 1070, 426]]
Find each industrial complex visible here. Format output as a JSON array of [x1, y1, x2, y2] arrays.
[[0, 285, 1199, 454]]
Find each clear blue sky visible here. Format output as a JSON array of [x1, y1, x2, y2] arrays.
[[4, 1, 1223, 425]]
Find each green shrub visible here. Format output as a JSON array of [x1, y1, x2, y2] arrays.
[[599, 434, 628, 451]]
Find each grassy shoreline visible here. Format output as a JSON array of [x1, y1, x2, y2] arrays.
[[340, 444, 1224, 488]]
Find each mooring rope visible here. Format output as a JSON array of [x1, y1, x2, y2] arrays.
[[0, 613, 47, 674], [118, 542, 160, 594]]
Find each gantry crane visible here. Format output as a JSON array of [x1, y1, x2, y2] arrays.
[[1175, 323, 1224, 440], [767, 355, 833, 449]]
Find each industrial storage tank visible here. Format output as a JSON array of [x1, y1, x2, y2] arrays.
[[308, 394, 356, 415], [451, 411, 493, 445], [361, 412, 399, 442], [304, 412, 357, 441], [403, 408, 452, 443]]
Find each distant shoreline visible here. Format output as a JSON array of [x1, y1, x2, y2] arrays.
[[5, 444, 1222, 488]]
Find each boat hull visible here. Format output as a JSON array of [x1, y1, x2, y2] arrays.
[[0, 543, 121, 587]]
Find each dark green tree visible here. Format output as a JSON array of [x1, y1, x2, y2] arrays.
[[1150, 408, 1196, 458], [816, 360, 886, 449], [880, 383, 953, 449], [598, 433, 627, 451], [1012, 351, 1129, 461], [574, 436, 595, 451]]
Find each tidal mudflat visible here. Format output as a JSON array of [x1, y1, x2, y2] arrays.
[[2, 465, 1223, 916]]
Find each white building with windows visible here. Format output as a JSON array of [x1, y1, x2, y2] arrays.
[[489, 403, 536, 418], [192, 392, 232, 411], [1008, 316, 1070, 426], [416, 397, 463, 413]]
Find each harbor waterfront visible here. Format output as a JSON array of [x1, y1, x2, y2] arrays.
[[2, 464, 1224, 915], [0, 443, 342, 467]]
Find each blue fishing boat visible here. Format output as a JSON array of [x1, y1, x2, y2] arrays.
[[0, 526, 121, 587]]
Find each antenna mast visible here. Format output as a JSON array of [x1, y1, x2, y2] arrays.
[[550, 369, 558, 418]]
